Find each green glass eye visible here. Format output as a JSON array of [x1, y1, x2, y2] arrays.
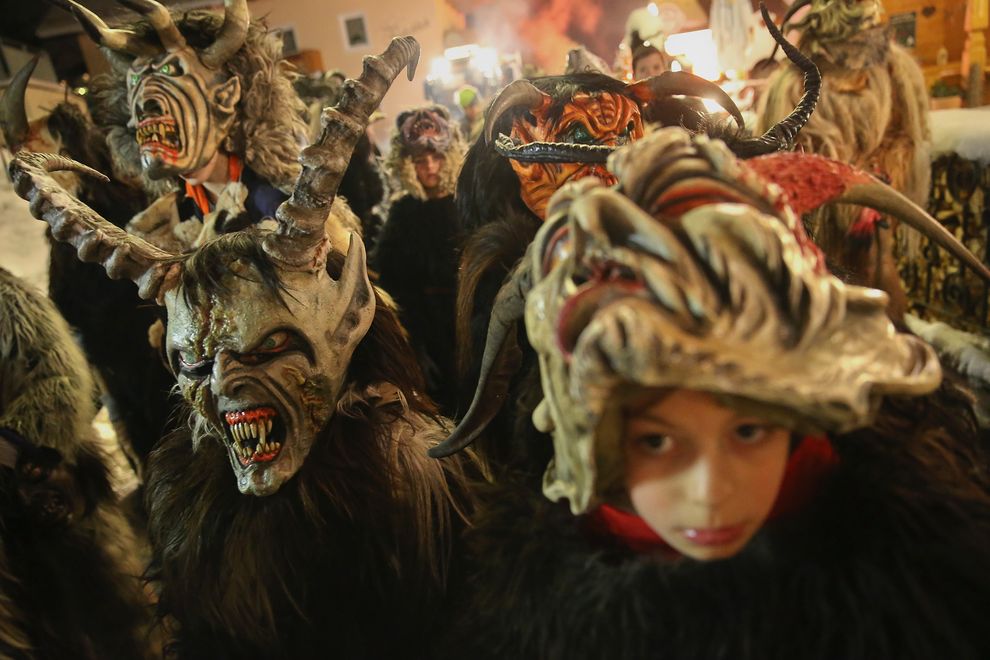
[[158, 63, 174, 75], [129, 72, 140, 86], [568, 123, 593, 144], [261, 336, 278, 350]]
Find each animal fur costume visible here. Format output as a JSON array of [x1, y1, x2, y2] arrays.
[[372, 106, 467, 415], [1, 57, 176, 464], [71, 0, 359, 252], [757, 0, 931, 321], [0, 267, 156, 659], [10, 37, 476, 659], [454, 13, 822, 476], [432, 127, 990, 660]]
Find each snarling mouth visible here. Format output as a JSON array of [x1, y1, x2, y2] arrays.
[[223, 407, 285, 466], [136, 116, 181, 157]]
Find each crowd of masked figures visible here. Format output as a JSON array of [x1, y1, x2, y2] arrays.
[[2, 0, 990, 658]]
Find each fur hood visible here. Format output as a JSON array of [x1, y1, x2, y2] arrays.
[[381, 130, 467, 205], [441, 385, 990, 660]]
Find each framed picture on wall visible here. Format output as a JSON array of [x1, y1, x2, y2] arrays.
[[340, 13, 370, 51]]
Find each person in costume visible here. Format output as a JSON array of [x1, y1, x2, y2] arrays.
[[11, 37, 476, 659], [63, 0, 359, 253], [432, 126, 990, 660], [453, 9, 818, 476], [455, 85, 484, 145], [757, 0, 930, 321], [372, 105, 467, 416], [0, 267, 156, 659], [629, 30, 671, 80]]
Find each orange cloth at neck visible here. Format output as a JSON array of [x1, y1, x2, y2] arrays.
[[184, 154, 244, 216]]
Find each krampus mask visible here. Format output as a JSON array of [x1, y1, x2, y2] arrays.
[[483, 5, 819, 220], [10, 37, 421, 496], [433, 126, 989, 512], [64, 0, 248, 180]]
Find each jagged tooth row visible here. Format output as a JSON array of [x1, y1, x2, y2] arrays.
[[227, 418, 280, 458]]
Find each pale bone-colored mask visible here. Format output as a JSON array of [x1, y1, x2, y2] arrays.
[[65, 0, 249, 179], [10, 37, 421, 496], [428, 126, 980, 514]]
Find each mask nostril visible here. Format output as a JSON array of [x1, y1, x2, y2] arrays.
[[137, 99, 165, 121]]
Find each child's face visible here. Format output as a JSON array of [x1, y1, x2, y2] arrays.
[[623, 389, 791, 560], [633, 51, 667, 80]]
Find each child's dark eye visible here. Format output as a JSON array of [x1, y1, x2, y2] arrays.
[[637, 434, 674, 454], [734, 424, 769, 444]]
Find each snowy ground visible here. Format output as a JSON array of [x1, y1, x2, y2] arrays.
[[930, 107, 990, 163], [0, 179, 50, 293]]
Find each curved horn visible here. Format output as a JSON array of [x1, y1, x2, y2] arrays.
[[484, 79, 551, 145], [730, 3, 821, 158], [63, 0, 159, 57], [626, 71, 745, 130], [9, 152, 179, 301], [265, 36, 420, 270], [429, 262, 531, 458], [835, 182, 990, 283], [769, 0, 814, 61], [200, 0, 249, 69], [116, 0, 187, 52], [0, 56, 36, 150]]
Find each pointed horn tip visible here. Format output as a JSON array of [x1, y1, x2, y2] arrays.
[[428, 432, 474, 458]]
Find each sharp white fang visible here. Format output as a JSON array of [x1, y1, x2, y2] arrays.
[[266, 418, 273, 434], [250, 422, 259, 439], [259, 422, 267, 448]]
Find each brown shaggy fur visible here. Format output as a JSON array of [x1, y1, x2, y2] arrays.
[[757, 26, 930, 321], [0, 267, 155, 659], [145, 249, 475, 658]]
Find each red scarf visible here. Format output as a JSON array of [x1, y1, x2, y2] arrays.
[[590, 435, 839, 554]]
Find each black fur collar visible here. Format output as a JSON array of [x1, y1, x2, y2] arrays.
[[442, 421, 990, 660]]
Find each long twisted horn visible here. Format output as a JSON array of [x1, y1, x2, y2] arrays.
[[200, 0, 249, 69], [0, 56, 35, 150], [483, 79, 552, 145], [769, 0, 814, 61], [429, 261, 531, 458], [61, 0, 159, 57], [730, 3, 821, 158], [9, 152, 179, 301], [116, 0, 187, 52], [626, 71, 745, 130], [745, 151, 990, 283], [264, 36, 420, 270]]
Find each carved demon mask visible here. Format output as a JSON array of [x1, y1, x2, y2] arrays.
[[432, 124, 990, 511], [11, 38, 421, 496], [396, 105, 454, 157], [66, 0, 248, 179], [482, 6, 831, 220]]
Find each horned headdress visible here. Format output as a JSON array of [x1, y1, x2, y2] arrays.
[[11, 37, 421, 496], [431, 126, 988, 513]]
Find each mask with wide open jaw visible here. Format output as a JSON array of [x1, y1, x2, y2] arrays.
[[64, 0, 248, 180], [10, 36, 421, 496], [430, 125, 990, 514]]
